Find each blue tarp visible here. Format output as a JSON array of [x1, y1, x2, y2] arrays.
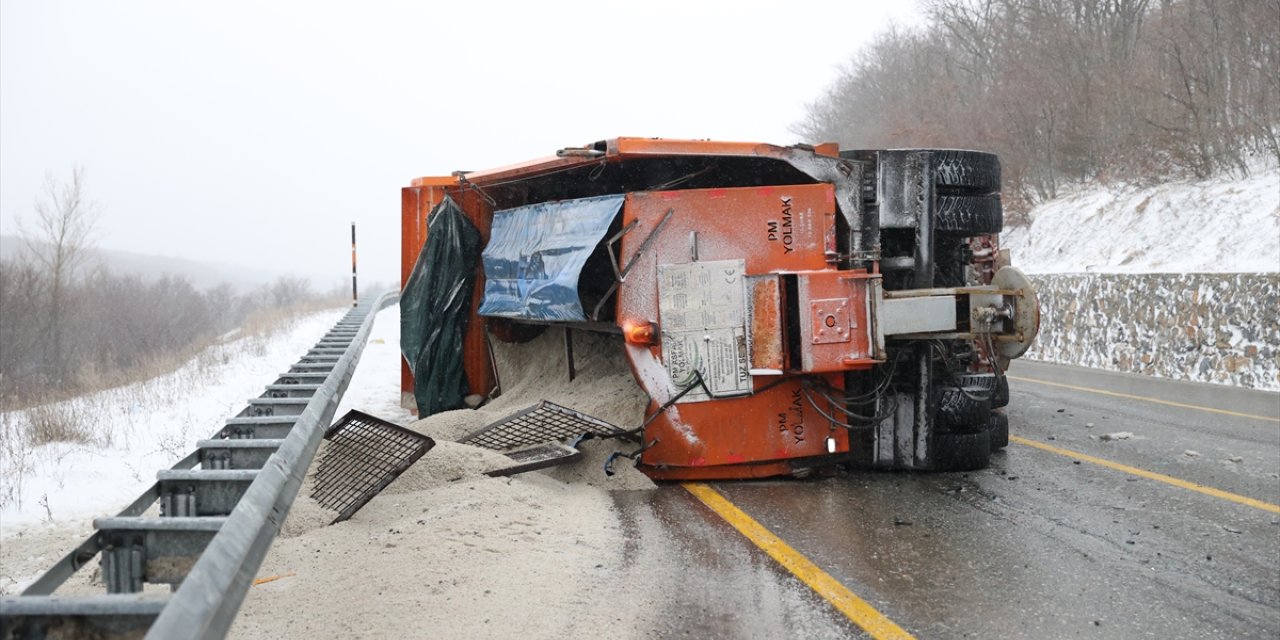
[[479, 194, 624, 322]]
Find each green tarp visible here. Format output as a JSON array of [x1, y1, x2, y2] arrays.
[[400, 196, 481, 418]]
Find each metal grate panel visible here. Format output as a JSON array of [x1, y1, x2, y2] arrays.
[[311, 410, 434, 523], [460, 401, 624, 451], [485, 442, 583, 478]]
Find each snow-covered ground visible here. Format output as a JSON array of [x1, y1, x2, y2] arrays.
[[331, 303, 415, 426], [0, 308, 345, 533], [0, 303, 416, 594], [1003, 167, 1279, 274]]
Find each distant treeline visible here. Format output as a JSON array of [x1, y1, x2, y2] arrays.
[[0, 258, 321, 407], [795, 0, 1279, 215]]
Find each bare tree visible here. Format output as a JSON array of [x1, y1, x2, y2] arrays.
[[2, 165, 337, 408], [795, 0, 1278, 212], [0, 259, 48, 402], [22, 166, 97, 383], [269, 276, 312, 308]]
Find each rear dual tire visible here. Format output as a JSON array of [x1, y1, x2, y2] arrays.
[[956, 372, 1009, 408], [936, 384, 993, 431], [988, 410, 1009, 450], [931, 150, 1002, 196], [935, 195, 1003, 236], [931, 411, 1007, 471], [933, 430, 992, 471]]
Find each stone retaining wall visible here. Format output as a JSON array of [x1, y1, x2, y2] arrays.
[[1024, 273, 1280, 391]]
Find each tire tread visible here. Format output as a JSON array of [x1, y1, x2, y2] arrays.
[[934, 430, 992, 471], [936, 195, 1003, 235], [931, 150, 1001, 194]]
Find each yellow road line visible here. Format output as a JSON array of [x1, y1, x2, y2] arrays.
[[683, 482, 916, 640], [1009, 435, 1280, 514], [1006, 375, 1279, 423]]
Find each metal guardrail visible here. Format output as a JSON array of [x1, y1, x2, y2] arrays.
[[1, 292, 398, 639]]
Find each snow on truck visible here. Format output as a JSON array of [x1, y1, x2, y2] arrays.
[[400, 138, 1039, 479]]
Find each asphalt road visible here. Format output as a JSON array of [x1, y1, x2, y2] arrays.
[[629, 361, 1280, 639]]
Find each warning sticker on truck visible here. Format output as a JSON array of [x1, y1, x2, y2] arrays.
[[657, 260, 752, 402]]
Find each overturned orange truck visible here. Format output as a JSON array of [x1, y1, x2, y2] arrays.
[[401, 138, 1039, 480]]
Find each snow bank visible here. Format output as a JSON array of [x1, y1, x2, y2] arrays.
[[1003, 168, 1279, 274], [0, 308, 345, 533]]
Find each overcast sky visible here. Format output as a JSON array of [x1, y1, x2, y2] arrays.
[[0, 1, 923, 289]]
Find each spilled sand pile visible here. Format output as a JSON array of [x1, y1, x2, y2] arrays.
[[234, 329, 659, 638]]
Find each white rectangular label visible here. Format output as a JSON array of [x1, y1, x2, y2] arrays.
[[657, 260, 752, 401]]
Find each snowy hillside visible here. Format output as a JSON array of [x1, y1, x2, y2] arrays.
[[1002, 168, 1279, 274]]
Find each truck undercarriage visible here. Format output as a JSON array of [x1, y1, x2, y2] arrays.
[[401, 138, 1039, 479]]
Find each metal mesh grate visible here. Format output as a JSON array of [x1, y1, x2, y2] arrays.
[[485, 442, 583, 477], [312, 410, 435, 523], [459, 400, 624, 451]]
